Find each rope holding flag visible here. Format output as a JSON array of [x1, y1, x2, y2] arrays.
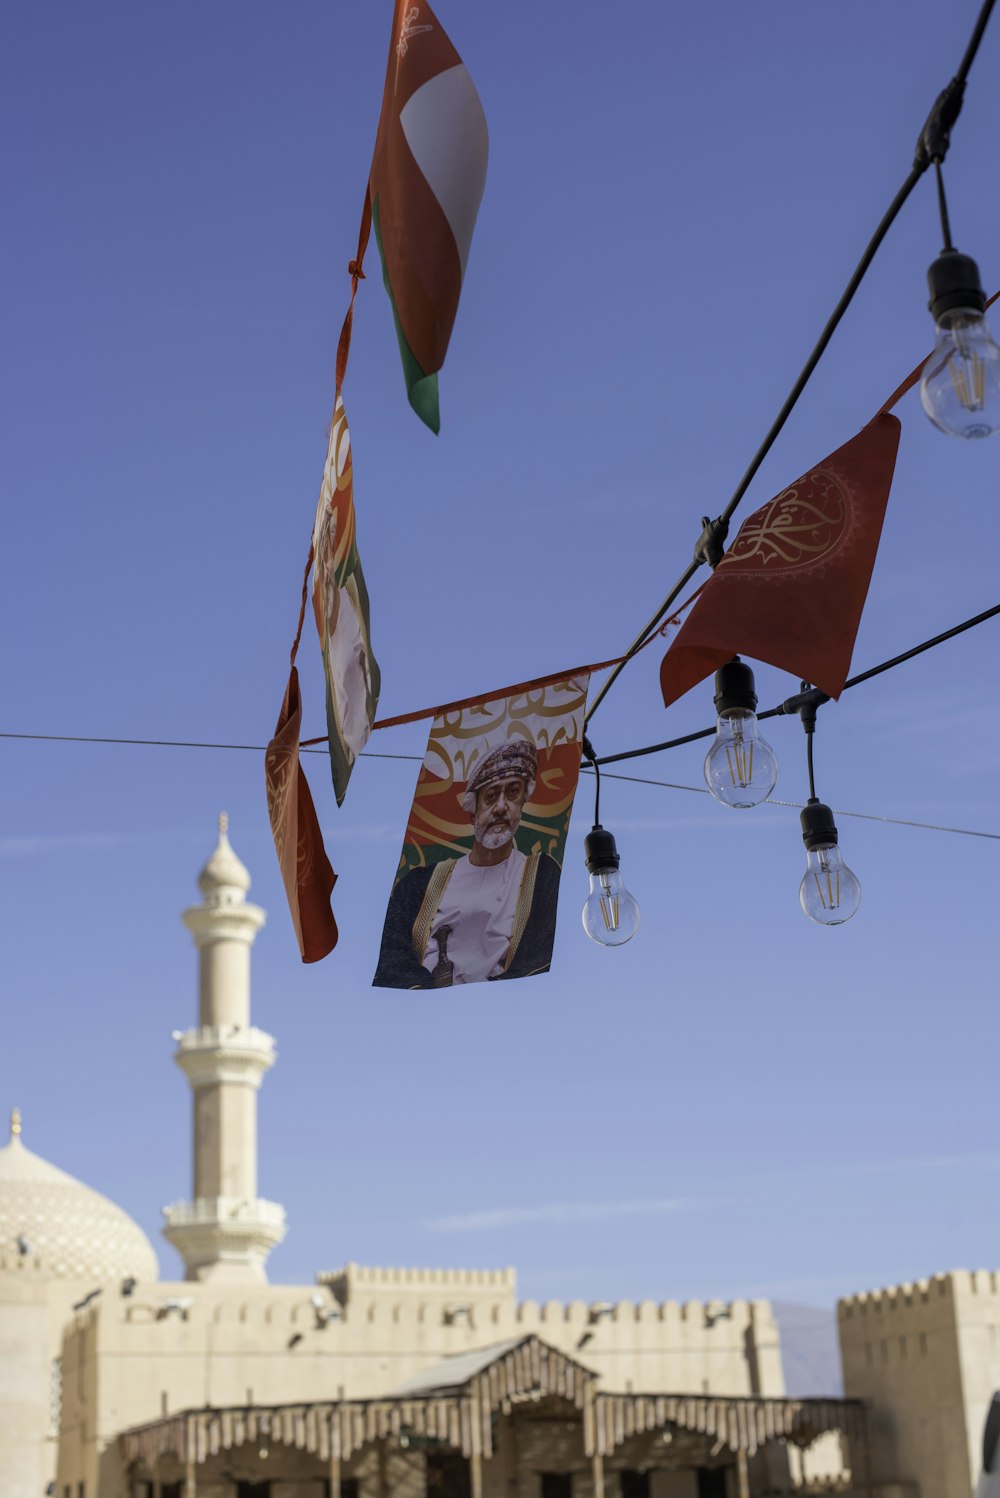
[[335, 191, 373, 396]]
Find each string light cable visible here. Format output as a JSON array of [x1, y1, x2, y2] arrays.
[[3, 0, 1000, 917], [595, 599, 1000, 767], [4, 600, 1000, 845], [582, 0, 998, 730]]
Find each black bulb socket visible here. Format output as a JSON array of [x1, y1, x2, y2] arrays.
[[713, 657, 758, 718], [927, 248, 987, 323], [800, 799, 838, 852], [585, 824, 620, 874]]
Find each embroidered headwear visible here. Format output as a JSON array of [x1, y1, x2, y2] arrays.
[[460, 739, 538, 814]]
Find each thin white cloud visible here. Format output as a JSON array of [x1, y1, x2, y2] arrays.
[[0, 832, 123, 858], [425, 1154, 999, 1235], [425, 1198, 699, 1232]]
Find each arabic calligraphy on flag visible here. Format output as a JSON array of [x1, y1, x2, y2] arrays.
[[373, 673, 590, 989], [312, 395, 381, 806], [660, 414, 901, 707]]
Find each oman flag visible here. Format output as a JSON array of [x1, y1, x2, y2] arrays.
[[369, 1, 488, 432]]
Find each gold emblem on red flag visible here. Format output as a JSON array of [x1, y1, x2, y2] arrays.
[[719, 469, 852, 573]]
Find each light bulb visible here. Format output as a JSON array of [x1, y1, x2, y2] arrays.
[[800, 846, 861, 925], [798, 801, 861, 926], [921, 250, 1000, 439], [582, 826, 639, 947], [704, 658, 778, 808], [705, 711, 778, 808], [920, 310, 1000, 438]]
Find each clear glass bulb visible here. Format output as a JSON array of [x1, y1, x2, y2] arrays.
[[582, 868, 640, 946], [799, 844, 861, 926], [920, 308, 1000, 439], [704, 709, 778, 809]]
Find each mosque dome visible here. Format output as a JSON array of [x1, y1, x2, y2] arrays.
[[197, 812, 252, 903], [0, 1111, 158, 1283]]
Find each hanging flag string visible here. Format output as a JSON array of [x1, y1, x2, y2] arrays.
[[297, 585, 704, 744], [288, 544, 315, 669], [335, 190, 372, 396]]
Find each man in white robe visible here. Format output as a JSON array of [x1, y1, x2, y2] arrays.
[[373, 740, 562, 988]]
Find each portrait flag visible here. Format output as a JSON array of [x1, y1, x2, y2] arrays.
[[265, 667, 339, 963], [373, 672, 590, 989], [312, 394, 381, 805], [659, 414, 902, 707], [368, 0, 489, 432]]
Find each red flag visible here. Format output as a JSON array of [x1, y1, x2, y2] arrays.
[[265, 667, 338, 963], [660, 414, 901, 707]]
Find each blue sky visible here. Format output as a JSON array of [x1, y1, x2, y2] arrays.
[[3, 1, 1000, 1311]]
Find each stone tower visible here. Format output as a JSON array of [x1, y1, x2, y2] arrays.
[[162, 815, 286, 1283]]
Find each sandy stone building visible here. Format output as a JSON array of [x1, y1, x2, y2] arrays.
[[0, 1112, 158, 1496], [0, 819, 867, 1497], [839, 1272, 1000, 1498]]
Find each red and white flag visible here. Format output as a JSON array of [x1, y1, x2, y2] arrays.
[[368, 0, 489, 432]]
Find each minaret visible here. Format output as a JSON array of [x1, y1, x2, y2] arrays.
[[162, 815, 286, 1282]]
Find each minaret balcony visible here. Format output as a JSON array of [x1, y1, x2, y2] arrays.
[[162, 1196, 287, 1281], [172, 1025, 276, 1089]]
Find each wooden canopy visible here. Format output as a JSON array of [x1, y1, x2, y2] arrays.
[[118, 1333, 868, 1475]]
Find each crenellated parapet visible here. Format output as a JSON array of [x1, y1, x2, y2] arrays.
[[839, 1273, 954, 1319], [320, 1263, 517, 1291]]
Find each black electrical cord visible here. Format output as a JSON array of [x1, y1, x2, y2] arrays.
[[582, 735, 602, 825], [956, 0, 998, 80], [578, 766, 1000, 842], [935, 162, 955, 250], [595, 599, 1000, 767], [5, 599, 1000, 769], [583, 0, 997, 733]]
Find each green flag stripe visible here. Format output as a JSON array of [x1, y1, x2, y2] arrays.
[[372, 195, 441, 434]]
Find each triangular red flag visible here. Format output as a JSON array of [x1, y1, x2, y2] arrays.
[[660, 414, 902, 706], [265, 667, 339, 963]]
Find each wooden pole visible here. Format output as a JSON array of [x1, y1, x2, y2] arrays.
[[736, 1448, 750, 1498], [591, 1451, 606, 1498], [184, 1454, 197, 1498], [468, 1379, 484, 1498], [328, 1451, 341, 1498]]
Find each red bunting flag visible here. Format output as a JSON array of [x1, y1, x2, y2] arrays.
[[368, 0, 489, 432], [660, 414, 902, 707], [265, 667, 339, 963]]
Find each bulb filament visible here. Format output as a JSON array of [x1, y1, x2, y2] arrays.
[[812, 865, 841, 910], [599, 874, 620, 931], [724, 737, 754, 788], [949, 352, 987, 410]]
